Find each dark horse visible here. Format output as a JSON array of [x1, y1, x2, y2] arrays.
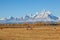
[[25, 22, 32, 30]]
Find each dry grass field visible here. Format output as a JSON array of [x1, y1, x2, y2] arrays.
[[0, 25, 60, 40]]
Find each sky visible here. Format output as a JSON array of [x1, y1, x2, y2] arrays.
[[0, 0, 60, 18]]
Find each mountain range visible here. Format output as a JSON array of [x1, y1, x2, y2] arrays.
[[0, 10, 60, 24]]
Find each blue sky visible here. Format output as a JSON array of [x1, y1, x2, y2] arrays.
[[0, 0, 60, 18]]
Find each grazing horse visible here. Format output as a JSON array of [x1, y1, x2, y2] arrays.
[[25, 22, 32, 30]]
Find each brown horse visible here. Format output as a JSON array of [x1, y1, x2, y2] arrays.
[[25, 22, 32, 30]]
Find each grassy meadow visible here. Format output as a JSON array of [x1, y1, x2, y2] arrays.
[[0, 23, 60, 40]]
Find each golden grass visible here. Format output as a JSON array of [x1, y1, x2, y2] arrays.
[[0, 26, 60, 40]]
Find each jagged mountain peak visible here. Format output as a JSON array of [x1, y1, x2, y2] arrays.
[[0, 10, 59, 24], [0, 18, 7, 20], [32, 10, 59, 22], [7, 16, 16, 19], [34, 10, 52, 18]]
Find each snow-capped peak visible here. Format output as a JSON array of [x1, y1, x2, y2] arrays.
[[23, 14, 31, 20], [47, 11, 51, 14], [32, 10, 59, 22], [7, 16, 15, 19], [0, 10, 59, 24], [35, 10, 50, 18], [0, 18, 6, 20]]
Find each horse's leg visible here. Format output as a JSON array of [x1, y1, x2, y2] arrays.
[[27, 27, 28, 30], [26, 26, 29, 30], [30, 27, 32, 30]]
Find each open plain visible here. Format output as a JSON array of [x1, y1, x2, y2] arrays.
[[0, 25, 60, 40]]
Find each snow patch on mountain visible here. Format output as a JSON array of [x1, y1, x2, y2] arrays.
[[0, 10, 59, 24]]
